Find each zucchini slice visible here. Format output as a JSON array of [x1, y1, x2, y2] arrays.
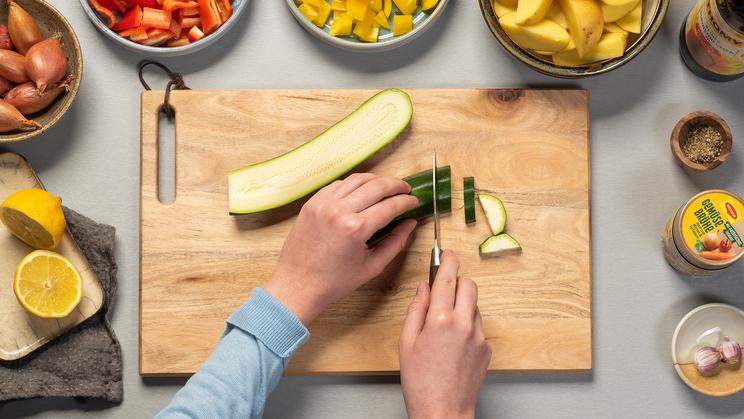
[[228, 89, 413, 214], [367, 166, 452, 246], [479, 233, 522, 256], [464, 177, 475, 224], [478, 193, 506, 235]]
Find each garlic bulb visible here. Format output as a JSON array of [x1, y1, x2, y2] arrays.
[[720, 338, 742, 365], [694, 346, 721, 375]]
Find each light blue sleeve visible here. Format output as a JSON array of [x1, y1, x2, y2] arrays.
[[155, 288, 309, 419]]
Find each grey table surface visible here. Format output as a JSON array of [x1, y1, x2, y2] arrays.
[[2, 0, 744, 417]]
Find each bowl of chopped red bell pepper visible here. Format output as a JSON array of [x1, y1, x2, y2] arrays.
[[78, 0, 247, 56]]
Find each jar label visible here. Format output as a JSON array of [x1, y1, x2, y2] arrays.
[[681, 192, 744, 263], [685, 0, 744, 76]]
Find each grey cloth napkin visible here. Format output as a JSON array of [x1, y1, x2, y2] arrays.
[[0, 208, 123, 403]]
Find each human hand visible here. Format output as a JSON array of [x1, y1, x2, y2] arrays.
[[264, 173, 419, 326], [399, 250, 492, 419]]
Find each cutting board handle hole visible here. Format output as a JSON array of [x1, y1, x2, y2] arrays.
[[157, 110, 176, 205]]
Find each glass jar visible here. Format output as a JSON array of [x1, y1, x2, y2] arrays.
[[680, 0, 744, 82]]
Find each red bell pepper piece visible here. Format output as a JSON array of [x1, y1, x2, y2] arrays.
[[122, 0, 159, 8], [119, 26, 149, 42], [140, 28, 175, 46], [197, 0, 221, 35], [141, 7, 172, 30], [167, 36, 190, 47], [215, 0, 232, 23], [169, 17, 182, 38], [180, 7, 200, 16], [89, 0, 117, 28], [187, 26, 204, 42], [177, 15, 200, 29], [98, 0, 127, 12], [112, 6, 143, 31], [163, 0, 199, 12]]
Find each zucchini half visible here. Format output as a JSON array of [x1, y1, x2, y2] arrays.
[[228, 89, 413, 214]]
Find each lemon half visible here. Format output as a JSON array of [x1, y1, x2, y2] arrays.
[[0, 188, 66, 250], [14, 250, 83, 318]]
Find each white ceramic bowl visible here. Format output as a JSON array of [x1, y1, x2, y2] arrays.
[[77, 0, 249, 56], [285, 0, 450, 52], [671, 303, 744, 397]]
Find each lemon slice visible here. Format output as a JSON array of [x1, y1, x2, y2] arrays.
[[0, 188, 66, 250], [14, 250, 83, 318]]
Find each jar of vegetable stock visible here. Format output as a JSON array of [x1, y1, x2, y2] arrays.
[[662, 190, 744, 275]]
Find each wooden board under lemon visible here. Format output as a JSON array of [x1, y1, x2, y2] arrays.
[[0, 152, 103, 361], [493, 0, 642, 66], [294, 0, 438, 42]]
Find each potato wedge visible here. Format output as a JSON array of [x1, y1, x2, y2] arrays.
[[492, 0, 516, 18], [500, 12, 570, 52], [546, 2, 568, 29], [559, 0, 604, 58], [515, 0, 554, 25], [552, 32, 627, 66], [601, 0, 640, 22], [616, 1, 641, 33]]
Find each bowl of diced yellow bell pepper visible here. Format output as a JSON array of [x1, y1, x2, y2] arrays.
[[287, 0, 450, 52], [479, 0, 668, 78]]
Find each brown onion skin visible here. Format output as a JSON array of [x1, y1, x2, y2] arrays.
[[0, 76, 12, 97], [0, 24, 13, 50], [7, 1, 41, 54], [5, 81, 68, 115], [0, 99, 40, 132], [25, 38, 67, 94], [0, 49, 29, 83]]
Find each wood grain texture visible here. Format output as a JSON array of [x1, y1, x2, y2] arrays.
[[140, 89, 592, 375], [0, 152, 103, 360]]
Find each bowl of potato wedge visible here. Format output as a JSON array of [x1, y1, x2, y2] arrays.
[[287, 0, 450, 52], [479, 0, 669, 78]]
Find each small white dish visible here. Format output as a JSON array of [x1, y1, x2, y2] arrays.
[[671, 303, 744, 397], [285, 0, 450, 52], [77, 0, 249, 57]]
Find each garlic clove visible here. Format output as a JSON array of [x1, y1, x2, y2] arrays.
[[694, 346, 721, 375], [720, 338, 742, 365]]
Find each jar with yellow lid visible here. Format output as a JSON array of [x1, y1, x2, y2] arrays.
[[663, 190, 744, 275]]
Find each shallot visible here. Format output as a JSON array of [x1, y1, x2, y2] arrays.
[[7, 0, 41, 54], [0, 99, 40, 132], [25, 38, 67, 93], [0, 24, 12, 50], [0, 76, 12, 97], [5, 79, 69, 115], [0, 49, 29, 83]]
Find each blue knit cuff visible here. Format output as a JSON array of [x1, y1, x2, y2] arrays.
[[227, 288, 309, 359]]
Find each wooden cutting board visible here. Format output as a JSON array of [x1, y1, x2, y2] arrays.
[[0, 152, 104, 360], [140, 89, 592, 376]]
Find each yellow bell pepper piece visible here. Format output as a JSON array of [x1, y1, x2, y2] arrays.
[[298, 3, 319, 22], [331, 0, 346, 11], [383, 0, 392, 17], [354, 21, 379, 42], [312, 0, 332, 27], [369, 0, 382, 12], [329, 14, 354, 36], [374, 10, 390, 29], [393, 0, 416, 15], [333, 9, 346, 18], [302, 0, 321, 7], [346, 0, 368, 21], [421, 0, 439, 11], [393, 14, 412, 36]]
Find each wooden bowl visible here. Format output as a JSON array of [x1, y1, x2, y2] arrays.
[[478, 0, 669, 78], [672, 303, 744, 397], [0, 0, 82, 143], [671, 111, 733, 172]]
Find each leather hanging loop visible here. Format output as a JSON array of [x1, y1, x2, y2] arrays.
[[137, 60, 191, 120]]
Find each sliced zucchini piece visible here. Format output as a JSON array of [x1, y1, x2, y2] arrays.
[[228, 89, 413, 214], [478, 193, 506, 235], [367, 166, 452, 246], [464, 177, 475, 224], [479, 233, 522, 256]]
